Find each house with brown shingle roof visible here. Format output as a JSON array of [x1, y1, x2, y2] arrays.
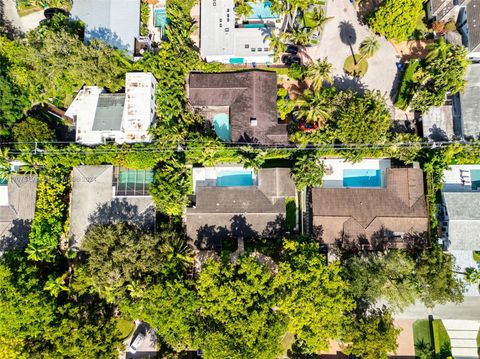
[[187, 71, 288, 145], [311, 168, 428, 250]]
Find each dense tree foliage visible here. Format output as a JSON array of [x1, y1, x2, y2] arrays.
[[410, 41, 469, 112], [80, 222, 193, 303], [342, 248, 465, 311], [342, 308, 400, 359], [291, 151, 326, 190], [0, 254, 122, 358], [273, 240, 355, 352], [368, 0, 424, 41], [12, 117, 55, 143]]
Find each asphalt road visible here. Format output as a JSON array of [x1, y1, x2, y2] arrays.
[[394, 297, 480, 320]]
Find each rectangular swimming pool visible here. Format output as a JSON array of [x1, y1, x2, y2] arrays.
[[343, 169, 382, 188], [216, 171, 253, 187], [247, 1, 278, 19]]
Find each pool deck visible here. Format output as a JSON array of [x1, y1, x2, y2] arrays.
[[442, 164, 480, 192], [192, 166, 256, 192], [321, 158, 391, 188]]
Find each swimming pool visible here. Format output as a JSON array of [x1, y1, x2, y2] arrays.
[[471, 169, 480, 190], [154, 8, 169, 35], [216, 171, 253, 187], [343, 169, 382, 188], [243, 23, 268, 28], [213, 113, 231, 142], [247, 1, 278, 20]]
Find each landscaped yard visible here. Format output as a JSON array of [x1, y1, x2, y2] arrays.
[[413, 319, 452, 359]]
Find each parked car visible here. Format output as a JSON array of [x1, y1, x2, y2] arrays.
[[281, 54, 301, 66], [285, 44, 299, 55], [44, 8, 68, 19], [128, 333, 145, 354]]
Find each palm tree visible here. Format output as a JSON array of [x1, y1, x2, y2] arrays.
[[0, 148, 11, 181], [309, 7, 331, 34], [426, 37, 450, 62], [235, 0, 253, 20], [44, 274, 69, 298], [287, 29, 310, 46], [161, 235, 194, 273], [295, 89, 331, 127], [305, 57, 332, 91], [267, 32, 287, 62], [359, 36, 380, 59]]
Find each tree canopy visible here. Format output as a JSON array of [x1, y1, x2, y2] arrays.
[[368, 0, 424, 41]]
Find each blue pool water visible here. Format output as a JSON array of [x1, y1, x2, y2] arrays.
[[343, 169, 382, 188], [213, 113, 231, 142], [247, 1, 278, 19], [216, 171, 253, 187], [154, 8, 169, 35], [471, 169, 480, 190], [243, 23, 268, 28]]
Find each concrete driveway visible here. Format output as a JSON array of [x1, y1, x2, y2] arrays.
[[306, 0, 399, 104], [395, 297, 480, 320], [124, 322, 158, 359]]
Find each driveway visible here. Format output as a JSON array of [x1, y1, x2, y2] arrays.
[[394, 297, 480, 320], [442, 320, 480, 359], [124, 322, 158, 359], [306, 0, 399, 104]]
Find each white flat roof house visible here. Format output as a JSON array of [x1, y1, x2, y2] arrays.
[[200, 0, 279, 64], [71, 0, 140, 55], [66, 72, 157, 145]]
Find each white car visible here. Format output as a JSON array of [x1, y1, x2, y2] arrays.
[[128, 333, 145, 354]]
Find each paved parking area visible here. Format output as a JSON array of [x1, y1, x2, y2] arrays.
[[124, 322, 158, 359], [306, 0, 399, 104]]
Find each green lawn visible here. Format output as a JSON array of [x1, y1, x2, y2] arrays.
[[432, 320, 452, 358], [115, 318, 135, 340], [285, 197, 296, 232], [413, 319, 432, 357], [413, 319, 452, 359]]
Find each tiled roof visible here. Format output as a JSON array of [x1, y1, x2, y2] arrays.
[[188, 71, 288, 145], [0, 175, 38, 253], [311, 168, 428, 246]]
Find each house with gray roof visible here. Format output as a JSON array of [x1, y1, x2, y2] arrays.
[[440, 164, 480, 296], [200, 0, 279, 64], [459, 64, 480, 140], [65, 72, 157, 145], [424, 64, 480, 141], [188, 71, 288, 145], [186, 167, 296, 249], [0, 176, 37, 255], [69, 165, 155, 250], [311, 168, 428, 251], [71, 0, 140, 55]]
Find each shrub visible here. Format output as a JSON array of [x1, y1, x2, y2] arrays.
[[12, 117, 55, 144], [288, 63, 305, 81], [343, 54, 368, 77], [368, 0, 424, 41], [394, 60, 420, 110]]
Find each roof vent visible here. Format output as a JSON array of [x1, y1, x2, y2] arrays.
[[250, 117, 257, 126]]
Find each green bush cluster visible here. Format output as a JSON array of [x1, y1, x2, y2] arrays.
[[394, 60, 420, 110], [26, 167, 70, 262]]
